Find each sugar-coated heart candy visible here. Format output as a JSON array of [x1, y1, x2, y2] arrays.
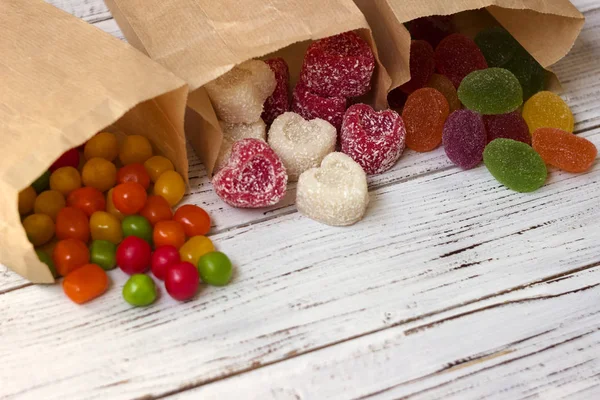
[[426, 73, 461, 112], [399, 40, 435, 94], [522, 91, 574, 134], [484, 112, 531, 145], [299, 31, 375, 98], [215, 120, 267, 172], [205, 60, 276, 123], [292, 81, 347, 132], [402, 88, 450, 152], [297, 152, 369, 226], [458, 68, 523, 115], [341, 104, 406, 175], [268, 112, 336, 182], [443, 110, 486, 170], [212, 138, 287, 208], [532, 128, 597, 173], [435, 34, 488, 88], [262, 58, 291, 126], [407, 16, 456, 48]]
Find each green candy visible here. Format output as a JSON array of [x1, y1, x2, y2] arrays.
[[122, 215, 153, 244], [31, 170, 51, 193], [197, 252, 233, 286], [36, 249, 58, 278], [458, 68, 523, 115], [123, 274, 157, 307], [504, 47, 545, 100], [484, 139, 547, 193], [90, 240, 117, 271]]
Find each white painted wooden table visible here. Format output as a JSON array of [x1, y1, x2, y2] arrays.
[[2, 1, 600, 399]]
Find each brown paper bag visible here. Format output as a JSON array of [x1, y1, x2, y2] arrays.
[[105, 0, 395, 176], [0, 0, 189, 284], [354, 0, 585, 91]]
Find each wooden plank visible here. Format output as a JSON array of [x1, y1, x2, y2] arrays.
[[46, 0, 110, 23]]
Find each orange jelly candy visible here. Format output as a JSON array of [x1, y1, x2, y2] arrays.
[[63, 264, 109, 304], [402, 88, 450, 152], [532, 128, 597, 173]]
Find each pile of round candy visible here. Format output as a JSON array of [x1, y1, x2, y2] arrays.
[[19, 132, 233, 306]]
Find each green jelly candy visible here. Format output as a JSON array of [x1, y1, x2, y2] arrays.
[[123, 274, 157, 307], [504, 47, 545, 100], [484, 139, 547, 193], [197, 252, 233, 286], [36, 249, 58, 278], [90, 240, 117, 271], [122, 215, 153, 244], [458, 68, 523, 115], [32, 170, 51, 193]]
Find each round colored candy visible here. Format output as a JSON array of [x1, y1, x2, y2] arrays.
[[153, 170, 186, 207], [153, 220, 186, 249], [50, 166, 81, 196], [407, 16, 456, 48], [197, 252, 233, 286], [117, 163, 151, 189], [399, 40, 435, 94], [458, 68, 523, 115], [36, 249, 58, 278], [34, 190, 66, 221], [173, 204, 211, 237], [119, 135, 153, 165], [116, 236, 152, 275], [140, 195, 173, 226], [442, 110, 487, 170], [67, 187, 106, 217], [262, 58, 291, 126], [434, 33, 488, 88], [504, 47, 545, 101], [113, 182, 148, 215], [62, 263, 109, 304], [84, 132, 119, 162], [522, 91, 574, 134], [50, 149, 79, 172], [123, 274, 157, 307], [292, 81, 347, 132], [81, 157, 117, 192], [484, 138, 547, 192], [151, 245, 181, 281], [532, 128, 597, 173], [90, 211, 123, 244], [144, 156, 175, 183], [18, 186, 37, 215], [215, 120, 267, 173], [426, 74, 461, 112], [483, 112, 531, 145], [402, 88, 450, 152], [340, 104, 406, 175], [165, 262, 199, 301], [89, 240, 117, 271], [32, 170, 51, 193], [106, 188, 125, 221], [22, 213, 55, 246], [179, 236, 215, 266], [122, 215, 153, 244], [53, 239, 90, 277], [56, 207, 90, 242]]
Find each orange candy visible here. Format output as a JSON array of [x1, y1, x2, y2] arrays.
[[56, 207, 90, 242], [140, 195, 173, 226], [53, 238, 90, 276], [117, 163, 151, 190], [112, 182, 148, 215], [153, 220, 186, 249], [67, 187, 106, 217], [532, 128, 597, 173], [63, 264, 109, 304], [173, 204, 211, 236], [402, 88, 450, 152], [106, 188, 126, 221]]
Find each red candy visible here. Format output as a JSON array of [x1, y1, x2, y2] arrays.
[[407, 16, 456, 48], [399, 40, 435, 94], [483, 112, 531, 145], [151, 245, 181, 281], [299, 31, 375, 98], [435, 34, 488, 88], [165, 262, 199, 301], [49, 149, 80, 172], [116, 236, 152, 275], [292, 81, 347, 132], [341, 104, 406, 175], [261, 58, 291, 126], [212, 138, 288, 208], [443, 109, 487, 170]]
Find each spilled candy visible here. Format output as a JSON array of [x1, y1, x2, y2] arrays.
[[262, 58, 291, 126], [407, 16, 456, 48], [532, 128, 597, 173], [522, 91, 575, 134], [443, 110, 487, 170], [435, 33, 488, 88], [292, 81, 347, 132], [426, 73, 461, 113], [402, 88, 450, 152], [458, 68, 523, 115], [484, 112, 531, 145], [215, 119, 267, 173], [399, 40, 436, 94], [63, 263, 109, 304]]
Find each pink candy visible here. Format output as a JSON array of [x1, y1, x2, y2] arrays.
[[262, 58, 291, 126], [442, 109, 486, 170], [212, 139, 288, 208], [341, 104, 406, 175], [292, 81, 347, 132]]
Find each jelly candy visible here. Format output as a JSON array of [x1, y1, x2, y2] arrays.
[[67, 187, 106, 217], [112, 182, 148, 215], [56, 207, 90, 242], [123, 274, 157, 307], [399, 40, 435, 94], [32, 170, 51, 193], [458, 68, 523, 115], [50, 149, 80, 172], [106, 188, 125, 221], [173, 204, 211, 237], [179, 236, 215, 266], [144, 156, 175, 183], [532, 128, 597, 173], [90, 240, 117, 271], [84, 132, 119, 162], [387, 89, 408, 111], [212, 139, 287, 208], [262, 58, 291, 126], [116, 236, 152, 275], [442, 110, 487, 170], [53, 238, 90, 277], [483, 112, 531, 145], [165, 262, 199, 301], [154, 170, 186, 207], [522, 91, 574, 134], [122, 215, 153, 244], [268, 112, 336, 181], [341, 104, 406, 175], [484, 138, 547, 192], [402, 88, 450, 152], [197, 252, 233, 286], [81, 157, 117, 192], [62, 263, 109, 304], [292, 81, 347, 132], [296, 152, 369, 226], [50, 166, 81, 196], [153, 220, 186, 249], [407, 16, 456, 48], [215, 119, 267, 173], [36, 249, 58, 278], [426, 74, 461, 112], [90, 211, 123, 244], [117, 163, 151, 190], [140, 195, 173, 226], [299, 31, 375, 98], [205, 60, 276, 124], [18, 186, 37, 215], [151, 245, 181, 281], [435, 34, 488, 88], [119, 135, 154, 165], [22, 214, 55, 246], [504, 47, 545, 100]]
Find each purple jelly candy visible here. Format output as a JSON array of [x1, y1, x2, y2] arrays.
[[407, 16, 456, 48], [442, 109, 486, 169], [483, 112, 531, 145]]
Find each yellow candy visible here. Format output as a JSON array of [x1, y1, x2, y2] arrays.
[[144, 156, 175, 182], [81, 157, 117, 192], [179, 236, 215, 266], [90, 211, 123, 244], [84, 132, 119, 161], [18, 186, 37, 215], [34, 190, 66, 221], [119, 135, 153, 165], [22, 213, 55, 246], [50, 167, 82, 196], [154, 170, 186, 207], [522, 91, 574, 134], [106, 188, 125, 221]]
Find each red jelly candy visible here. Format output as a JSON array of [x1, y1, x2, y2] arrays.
[[165, 262, 199, 301], [262, 58, 291, 126], [484, 112, 531, 145], [212, 138, 288, 208], [50, 149, 80, 172], [443, 110, 487, 170], [151, 245, 181, 281], [341, 104, 406, 175], [116, 236, 152, 275], [299, 31, 375, 98], [407, 16, 456, 48], [399, 40, 435, 94], [435, 34, 488, 88], [292, 81, 347, 132]]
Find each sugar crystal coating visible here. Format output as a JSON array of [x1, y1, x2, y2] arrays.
[[267, 112, 336, 181], [296, 152, 369, 226], [402, 88, 450, 152], [443, 110, 486, 169], [212, 138, 287, 208], [483, 112, 531, 145], [292, 81, 347, 132], [435, 33, 488, 88], [205, 60, 276, 123], [262, 58, 291, 126], [483, 138, 547, 193], [458, 68, 523, 115], [215, 119, 267, 173], [341, 104, 406, 174], [522, 91, 574, 134], [407, 16, 456, 48], [299, 31, 375, 98], [426, 73, 461, 112], [399, 40, 435, 94], [532, 128, 597, 173]]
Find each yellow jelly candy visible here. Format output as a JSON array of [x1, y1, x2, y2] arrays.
[[179, 236, 215, 266], [50, 167, 82, 196], [144, 156, 175, 182], [18, 186, 37, 215], [119, 135, 153, 165], [22, 213, 55, 246], [522, 91, 574, 134], [34, 190, 66, 221], [106, 188, 125, 221], [154, 170, 186, 207], [84, 132, 119, 161], [90, 211, 123, 244], [82, 157, 117, 192]]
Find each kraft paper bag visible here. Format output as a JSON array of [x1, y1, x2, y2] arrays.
[[0, 0, 190, 283], [105, 0, 396, 176], [354, 0, 585, 91]]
